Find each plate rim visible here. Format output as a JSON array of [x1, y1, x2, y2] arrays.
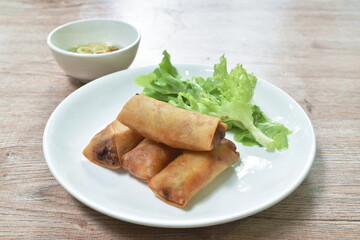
[[43, 64, 316, 228]]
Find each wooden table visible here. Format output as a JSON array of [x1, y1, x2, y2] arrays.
[[1, 0, 359, 239]]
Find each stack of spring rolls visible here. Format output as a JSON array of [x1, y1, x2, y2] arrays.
[[83, 94, 240, 208]]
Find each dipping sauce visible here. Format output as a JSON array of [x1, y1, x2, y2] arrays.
[[68, 42, 121, 54]]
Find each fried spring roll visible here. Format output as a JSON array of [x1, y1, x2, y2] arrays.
[[122, 138, 181, 181], [83, 120, 143, 169], [148, 139, 240, 208], [117, 94, 227, 151]]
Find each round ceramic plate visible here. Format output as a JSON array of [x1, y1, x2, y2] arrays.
[[43, 64, 316, 228]]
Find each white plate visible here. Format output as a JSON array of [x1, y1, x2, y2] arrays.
[[43, 64, 316, 228]]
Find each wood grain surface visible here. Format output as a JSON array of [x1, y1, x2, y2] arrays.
[[1, 0, 359, 239]]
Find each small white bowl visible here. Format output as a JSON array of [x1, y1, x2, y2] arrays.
[[47, 18, 141, 83]]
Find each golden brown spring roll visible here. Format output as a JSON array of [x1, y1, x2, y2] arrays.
[[122, 138, 181, 181], [117, 94, 227, 151], [83, 120, 143, 169], [148, 139, 240, 208]]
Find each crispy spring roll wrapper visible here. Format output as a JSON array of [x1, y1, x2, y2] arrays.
[[83, 120, 143, 169], [117, 94, 227, 151], [122, 138, 182, 181], [148, 139, 240, 208]]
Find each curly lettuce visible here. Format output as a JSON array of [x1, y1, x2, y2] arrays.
[[135, 51, 291, 151]]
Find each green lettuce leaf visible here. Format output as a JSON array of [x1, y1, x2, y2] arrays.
[[134, 50, 292, 151]]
